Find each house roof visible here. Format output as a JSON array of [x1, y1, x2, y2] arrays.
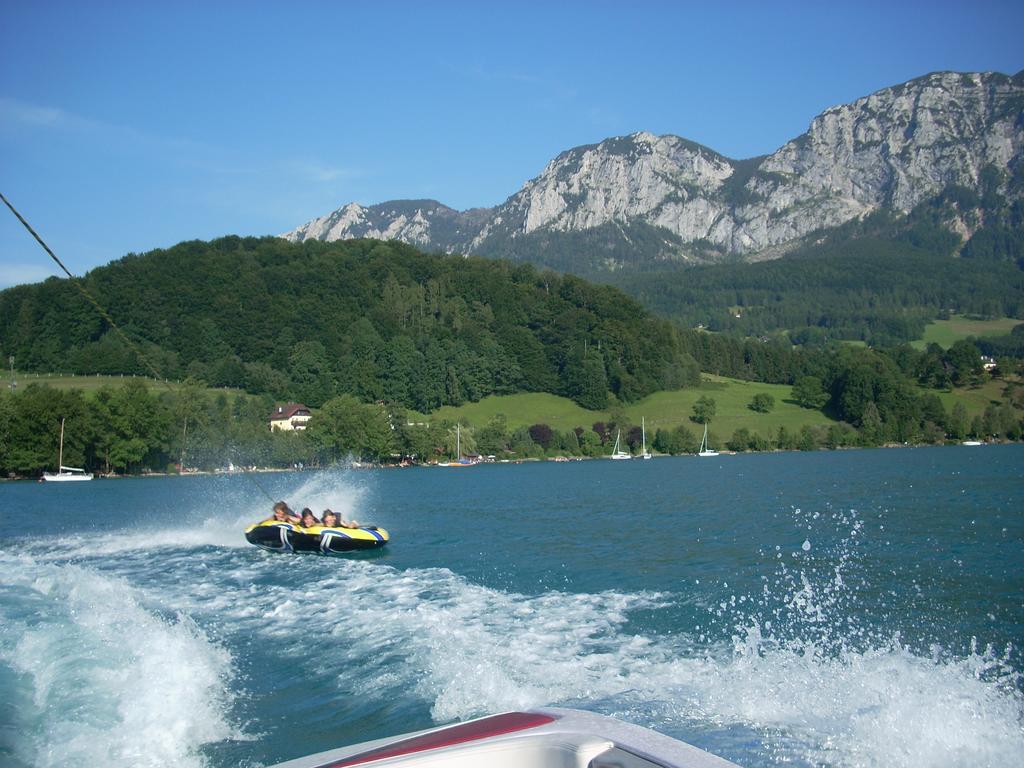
[[270, 403, 311, 421]]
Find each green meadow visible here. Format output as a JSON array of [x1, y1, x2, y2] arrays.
[[933, 377, 1013, 417], [911, 316, 1022, 350], [426, 375, 832, 444], [5, 371, 244, 398], [424, 371, 1013, 446]]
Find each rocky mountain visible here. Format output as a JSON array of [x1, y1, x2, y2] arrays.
[[282, 70, 1024, 270]]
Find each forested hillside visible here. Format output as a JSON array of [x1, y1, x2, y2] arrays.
[[610, 189, 1024, 346], [0, 237, 700, 411]]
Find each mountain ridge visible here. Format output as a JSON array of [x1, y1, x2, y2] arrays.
[[283, 70, 1024, 269]]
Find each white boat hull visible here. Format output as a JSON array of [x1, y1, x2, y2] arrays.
[[41, 472, 94, 482], [46, 419, 93, 480], [268, 708, 739, 768], [697, 423, 717, 457]]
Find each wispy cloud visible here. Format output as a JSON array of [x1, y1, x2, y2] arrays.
[[0, 263, 61, 289], [443, 60, 579, 102], [2, 98, 365, 187], [288, 161, 362, 184], [0, 97, 119, 135], [0, 98, 68, 127], [0, 97, 224, 165]]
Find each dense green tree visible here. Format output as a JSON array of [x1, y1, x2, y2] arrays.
[[692, 396, 716, 424], [791, 376, 829, 409], [166, 378, 208, 469], [798, 425, 823, 451], [945, 340, 984, 386], [947, 402, 969, 440], [5, 385, 93, 474], [749, 393, 775, 413], [652, 424, 699, 454], [776, 425, 798, 451], [727, 428, 752, 452], [307, 394, 394, 462], [509, 425, 539, 458], [859, 402, 885, 446], [556, 428, 582, 455], [577, 428, 604, 456], [92, 380, 170, 472], [0, 238, 700, 412], [565, 348, 609, 410], [288, 341, 335, 407], [474, 414, 510, 456]]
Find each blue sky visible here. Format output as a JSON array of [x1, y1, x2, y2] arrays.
[[1, 0, 1022, 287]]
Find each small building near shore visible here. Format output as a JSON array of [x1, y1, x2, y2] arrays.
[[270, 403, 311, 432]]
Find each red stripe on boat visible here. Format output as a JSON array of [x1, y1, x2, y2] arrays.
[[320, 712, 557, 767]]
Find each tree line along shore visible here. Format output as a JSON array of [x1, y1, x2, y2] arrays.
[[2, 358, 1020, 479], [1, 238, 1021, 478]]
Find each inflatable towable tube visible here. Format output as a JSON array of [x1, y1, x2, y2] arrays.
[[245, 520, 389, 554]]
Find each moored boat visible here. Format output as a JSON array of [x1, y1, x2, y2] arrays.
[[697, 423, 718, 458], [609, 429, 631, 460], [245, 520, 389, 554], [267, 707, 739, 768], [41, 417, 94, 482]]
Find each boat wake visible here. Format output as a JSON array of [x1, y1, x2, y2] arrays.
[[15, 468, 375, 559], [2, 474, 1021, 768], [0, 555, 244, 768], [122, 549, 1023, 768]]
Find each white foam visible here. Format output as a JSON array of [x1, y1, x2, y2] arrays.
[[0, 553, 242, 768], [19, 467, 372, 559], [9, 484, 1020, 768], [279, 467, 371, 526], [168, 553, 1024, 768]]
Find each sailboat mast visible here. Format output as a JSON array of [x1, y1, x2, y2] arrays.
[[58, 417, 65, 470]]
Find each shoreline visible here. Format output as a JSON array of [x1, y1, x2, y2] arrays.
[[3, 439, 1015, 482]]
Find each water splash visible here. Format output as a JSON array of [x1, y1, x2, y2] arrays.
[[0, 554, 243, 768], [140, 544, 1024, 768], [15, 467, 373, 559], [689, 506, 1024, 766]]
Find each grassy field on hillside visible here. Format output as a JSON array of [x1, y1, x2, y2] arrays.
[[624, 376, 830, 438], [934, 377, 1015, 418], [424, 372, 1017, 447], [912, 316, 1022, 350], [427, 376, 834, 445], [425, 393, 597, 432], [5, 371, 244, 397]]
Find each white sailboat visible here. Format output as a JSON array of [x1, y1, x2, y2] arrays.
[[610, 429, 631, 460], [438, 423, 475, 466], [697, 422, 718, 457], [41, 418, 93, 481], [641, 416, 652, 459]]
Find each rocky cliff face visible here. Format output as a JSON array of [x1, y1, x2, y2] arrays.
[[282, 70, 1024, 266]]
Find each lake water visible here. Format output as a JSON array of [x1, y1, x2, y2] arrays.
[[1, 445, 1022, 768]]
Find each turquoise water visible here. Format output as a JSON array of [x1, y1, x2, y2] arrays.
[[1, 445, 1022, 767]]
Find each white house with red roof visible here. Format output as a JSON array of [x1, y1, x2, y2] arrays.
[[270, 403, 311, 431]]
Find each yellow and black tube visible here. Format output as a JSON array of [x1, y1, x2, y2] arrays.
[[245, 520, 389, 554]]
